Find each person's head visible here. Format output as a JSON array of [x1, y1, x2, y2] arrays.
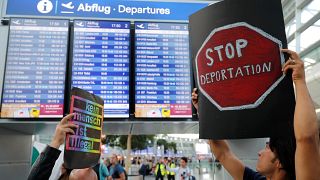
[[142, 158, 147, 164], [256, 136, 296, 179], [69, 168, 98, 180], [180, 157, 188, 168], [59, 167, 97, 180], [110, 154, 119, 165], [164, 157, 168, 164], [58, 164, 72, 180]]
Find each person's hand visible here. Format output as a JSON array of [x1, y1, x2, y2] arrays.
[[281, 49, 306, 85], [191, 88, 199, 111], [50, 113, 78, 149]]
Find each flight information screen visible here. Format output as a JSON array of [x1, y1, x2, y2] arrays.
[[1, 18, 69, 118], [71, 20, 130, 118], [135, 22, 192, 118]]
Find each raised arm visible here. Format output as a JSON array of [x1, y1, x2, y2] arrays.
[[192, 88, 245, 179], [28, 114, 77, 180], [282, 49, 320, 180], [208, 140, 245, 180]]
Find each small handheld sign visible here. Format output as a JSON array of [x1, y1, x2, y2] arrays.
[[64, 87, 104, 169], [189, 0, 295, 139]]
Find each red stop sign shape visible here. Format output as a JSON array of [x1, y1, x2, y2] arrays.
[[195, 22, 285, 110]]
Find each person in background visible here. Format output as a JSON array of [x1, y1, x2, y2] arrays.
[[165, 157, 193, 180], [104, 158, 110, 167], [192, 49, 320, 180], [119, 156, 125, 167], [166, 158, 176, 180], [147, 159, 153, 175], [108, 154, 126, 180], [155, 158, 166, 180], [27, 114, 98, 180], [139, 159, 149, 180], [93, 158, 110, 180]]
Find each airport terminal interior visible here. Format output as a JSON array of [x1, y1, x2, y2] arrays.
[[0, 0, 319, 179]]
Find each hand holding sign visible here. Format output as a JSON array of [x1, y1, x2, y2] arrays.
[[281, 49, 306, 84], [50, 113, 78, 149], [64, 87, 104, 169]]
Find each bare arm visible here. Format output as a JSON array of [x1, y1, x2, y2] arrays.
[[192, 88, 245, 179], [28, 114, 77, 180], [208, 140, 245, 180], [282, 49, 320, 180]]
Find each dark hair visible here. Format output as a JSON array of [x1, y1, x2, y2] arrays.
[[269, 135, 296, 180], [181, 157, 188, 163]]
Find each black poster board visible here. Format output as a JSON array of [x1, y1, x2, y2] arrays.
[[189, 0, 295, 139], [64, 87, 104, 169]]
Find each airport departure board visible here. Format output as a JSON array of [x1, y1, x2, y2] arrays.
[[1, 18, 69, 118], [71, 20, 130, 118], [135, 22, 192, 118]]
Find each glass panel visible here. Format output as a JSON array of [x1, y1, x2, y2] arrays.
[[301, 0, 320, 24], [285, 18, 296, 37], [302, 45, 320, 68], [300, 19, 320, 50], [282, 0, 296, 20], [288, 39, 297, 50]]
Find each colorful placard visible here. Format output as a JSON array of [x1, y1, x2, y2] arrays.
[[64, 87, 104, 169]]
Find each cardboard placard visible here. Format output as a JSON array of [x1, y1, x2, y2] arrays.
[[189, 0, 295, 139], [64, 87, 104, 169]]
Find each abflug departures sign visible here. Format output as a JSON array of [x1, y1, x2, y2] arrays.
[[6, 0, 209, 21], [189, 0, 295, 139], [64, 87, 104, 169]]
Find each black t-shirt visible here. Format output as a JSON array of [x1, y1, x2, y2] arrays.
[[243, 167, 266, 180]]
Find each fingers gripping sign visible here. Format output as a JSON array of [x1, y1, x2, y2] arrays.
[[281, 49, 306, 84], [50, 113, 78, 149]]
